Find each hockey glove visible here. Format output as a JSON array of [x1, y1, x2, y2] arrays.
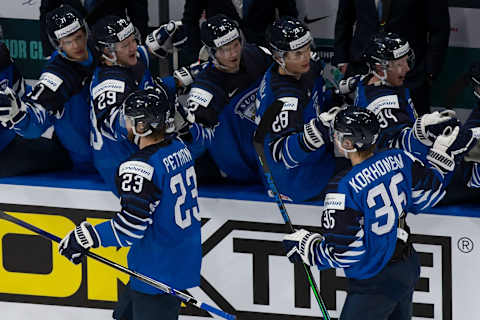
[[174, 101, 195, 137], [283, 229, 323, 266], [146, 21, 186, 58], [0, 86, 26, 128], [336, 75, 362, 95], [58, 222, 100, 265], [413, 110, 459, 146], [427, 126, 459, 173], [303, 116, 332, 151]]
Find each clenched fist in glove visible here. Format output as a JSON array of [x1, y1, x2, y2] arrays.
[[427, 126, 460, 173], [58, 222, 100, 264], [283, 229, 323, 266], [413, 110, 460, 146], [0, 86, 26, 128], [146, 21, 187, 58], [303, 107, 343, 151]]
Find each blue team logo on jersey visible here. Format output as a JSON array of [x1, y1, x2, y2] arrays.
[[234, 87, 258, 123], [0, 79, 8, 90]]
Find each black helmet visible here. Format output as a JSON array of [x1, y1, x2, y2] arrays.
[[334, 106, 380, 151], [470, 62, 480, 100], [363, 32, 415, 70], [46, 5, 85, 48], [201, 15, 240, 49], [92, 15, 135, 50], [266, 17, 312, 54], [123, 87, 174, 137]]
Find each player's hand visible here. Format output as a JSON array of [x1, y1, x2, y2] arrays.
[[283, 229, 323, 266], [146, 21, 186, 58], [336, 75, 361, 95], [174, 101, 195, 133], [303, 115, 332, 151], [58, 222, 100, 265], [427, 126, 459, 173], [413, 110, 460, 146], [0, 86, 25, 128]]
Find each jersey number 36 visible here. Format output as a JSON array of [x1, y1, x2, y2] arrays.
[[367, 172, 406, 236]]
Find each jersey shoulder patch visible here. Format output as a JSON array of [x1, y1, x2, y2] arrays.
[[324, 193, 346, 210], [367, 94, 399, 114], [278, 96, 298, 111], [39, 72, 63, 92], [188, 87, 214, 107], [119, 160, 154, 181], [92, 79, 126, 100]]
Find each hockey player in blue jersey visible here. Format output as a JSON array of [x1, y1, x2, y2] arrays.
[[90, 15, 194, 193], [0, 5, 97, 172], [461, 63, 480, 188], [0, 40, 71, 177], [254, 17, 341, 202], [178, 14, 273, 183], [355, 32, 459, 160], [283, 107, 458, 320], [59, 88, 201, 320]]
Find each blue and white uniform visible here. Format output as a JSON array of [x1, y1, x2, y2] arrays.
[[0, 42, 27, 151], [90, 46, 177, 193], [354, 76, 429, 159], [255, 58, 336, 201], [8, 45, 97, 171], [185, 44, 272, 183], [314, 149, 447, 277], [94, 137, 201, 293]]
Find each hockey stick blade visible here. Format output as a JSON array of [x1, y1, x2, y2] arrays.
[[0, 210, 235, 320], [253, 102, 331, 320]]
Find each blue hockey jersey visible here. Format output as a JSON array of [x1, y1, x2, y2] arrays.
[[354, 76, 428, 159], [313, 149, 448, 279], [94, 137, 201, 293], [185, 44, 272, 183], [10, 45, 98, 171], [255, 59, 336, 201], [0, 43, 27, 151], [90, 45, 177, 193]]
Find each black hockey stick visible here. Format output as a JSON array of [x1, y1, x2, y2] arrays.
[[0, 210, 235, 320], [253, 102, 331, 320]]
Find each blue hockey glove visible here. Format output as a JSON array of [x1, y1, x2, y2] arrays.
[[0, 86, 25, 128], [283, 229, 323, 266], [58, 222, 100, 265], [413, 110, 460, 146]]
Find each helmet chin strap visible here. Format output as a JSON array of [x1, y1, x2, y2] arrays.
[[335, 136, 357, 158], [274, 55, 300, 77]]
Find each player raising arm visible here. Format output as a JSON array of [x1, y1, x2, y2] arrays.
[[283, 107, 458, 319], [59, 88, 201, 320], [89, 15, 194, 193], [0, 5, 98, 172]]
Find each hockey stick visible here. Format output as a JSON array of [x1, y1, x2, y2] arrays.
[[253, 102, 331, 320], [0, 210, 235, 320]]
